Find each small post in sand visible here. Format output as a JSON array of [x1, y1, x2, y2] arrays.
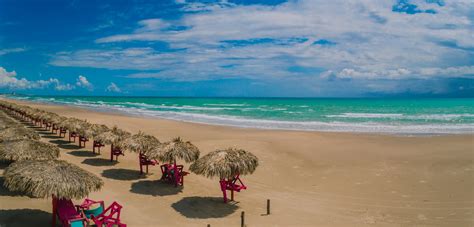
[[267, 199, 271, 215], [241, 211, 245, 227]]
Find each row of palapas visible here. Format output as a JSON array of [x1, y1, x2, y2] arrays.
[[0, 100, 259, 203], [0, 105, 125, 226]]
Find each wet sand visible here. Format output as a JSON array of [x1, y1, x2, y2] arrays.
[[0, 98, 473, 226]]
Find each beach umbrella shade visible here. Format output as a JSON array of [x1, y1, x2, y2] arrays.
[[3, 159, 104, 226], [153, 137, 199, 163], [95, 126, 131, 145], [0, 139, 60, 162], [49, 115, 67, 126], [89, 124, 110, 138], [3, 159, 103, 199], [0, 127, 40, 141], [121, 131, 160, 154], [190, 148, 259, 179], [59, 118, 85, 132]]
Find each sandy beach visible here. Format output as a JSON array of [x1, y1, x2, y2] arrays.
[[0, 98, 473, 227]]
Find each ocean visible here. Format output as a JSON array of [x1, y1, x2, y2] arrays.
[[5, 95, 474, 135]]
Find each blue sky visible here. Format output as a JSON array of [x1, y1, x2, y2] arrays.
[[0, 0, 473, 97]]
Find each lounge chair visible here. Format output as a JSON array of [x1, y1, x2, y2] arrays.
[[79, 135, 88, 148], [160, 163, 189, 186], [93, 140, 105, 153], [110, 144, 125, 162], [55, 198, 87, 227], [139, 153, 158, 174], [77, 199, 126, 227], [219, 174, 247, 203], [69, 132, 78, 142]]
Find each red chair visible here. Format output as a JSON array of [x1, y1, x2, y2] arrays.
[[54, 198, 87, 227], [110, 144, 125, 162], [52, 124, 59, 133], [79, 136, 89, 148], [219, 174, 247, 203], [160, 164, 189, 186], [93, 140, 105, 154], [139, 153, 158, 174], [59, 127, 67, 137], [69, 132, 78, 142], [90, 201, 126, 227]]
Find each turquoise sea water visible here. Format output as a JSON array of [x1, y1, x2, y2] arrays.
[[6, 95, 474, 134]]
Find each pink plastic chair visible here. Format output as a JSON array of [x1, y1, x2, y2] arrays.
[[219, 174, 247, 203], [79, 136, 89, 147], [139, 153, 158, 174], [90, 201, 126, 227], [93, 140, 105, 153], [160, 163, 189, 186], [54, 198, 86, 227], [110, 144, 125, 162]]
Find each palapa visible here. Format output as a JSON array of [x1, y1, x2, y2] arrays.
[[0, 126, 40, 141], [153, 137, 199, 163], [95, 126, 131, 145], [190, 148, 258, 179], [121, 131, 160, 155], [0, 139, 60, 161], [3, 159, 103, 199]]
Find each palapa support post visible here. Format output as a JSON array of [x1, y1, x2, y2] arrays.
[[110, 144, 114, 162], [173, 160, 178, 187], [267, 199, 270, 215], [139, 153, 144, 174], [52, 195, 57, 227], [241, 211, 245, 227]]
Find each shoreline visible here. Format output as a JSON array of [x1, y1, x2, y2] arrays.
[[1, 97, 473, 226], [3, 96, 473, 136]]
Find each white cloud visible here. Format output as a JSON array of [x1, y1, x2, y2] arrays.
[[0, 67, 73, 91], [51, 0, 474, 82], [76, 75, 93, 90], [106, 82, 121, 93], [0, 48, 26, 56]]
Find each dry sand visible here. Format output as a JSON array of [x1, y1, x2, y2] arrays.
[[0, 98, 473, 226]]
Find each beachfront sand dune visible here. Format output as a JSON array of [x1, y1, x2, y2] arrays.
[[0, 98, 473, 226]]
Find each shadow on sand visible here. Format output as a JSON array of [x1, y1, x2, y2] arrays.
[[58, 144, 82, 150], [41, 135, 62, 139], [101, 169, 146, 181], [130, 180, 182, 196], [67, 150, 98, 157], [82, 158, 116, 167], [0, 209, 52, 227], [48, 140, 70, 145], [172, 197, 239, 218]]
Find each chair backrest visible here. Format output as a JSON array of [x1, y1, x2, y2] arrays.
[[95, 201, 123, 222], [81, 199, 105, 219]]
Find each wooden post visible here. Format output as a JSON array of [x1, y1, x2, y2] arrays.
[[241, 211, 245, 227], [207, 225, 210, 227], [267, 199, 271, 215]]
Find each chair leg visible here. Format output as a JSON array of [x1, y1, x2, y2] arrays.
[[222, 189, 228, 203]]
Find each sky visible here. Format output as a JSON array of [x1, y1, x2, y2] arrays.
[[0, 0, 473, 97]]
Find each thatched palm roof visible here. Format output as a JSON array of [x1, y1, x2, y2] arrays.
[[0, 139, 60, 161], [0, 127, 40, 141], [3, 160, 103, 199], [89, 124, 110, 138], [95, 126, 131, 145], [50, 115, 67, 125], [59, 118, 87, 132], [189, 148, 259, 179], [121, 131, 160, 154], [153, 137, 199, 163]]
